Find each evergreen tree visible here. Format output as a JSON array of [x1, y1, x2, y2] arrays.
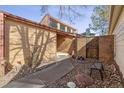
[[89, 6, 109, 35]]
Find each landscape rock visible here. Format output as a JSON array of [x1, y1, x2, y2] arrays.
[[46, 59, 123, 88], [67, 82, 76, 88], [75, 73, 94, 87]]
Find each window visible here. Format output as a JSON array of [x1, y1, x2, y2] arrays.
[[49, 20, 57, 28], [73, 30, 76, 33], [60, 25, 65, 31], [67, 27, 71, 33]]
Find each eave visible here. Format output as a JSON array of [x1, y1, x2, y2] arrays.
[[0, 10, 75, 38], [108, 5, 123, 34]]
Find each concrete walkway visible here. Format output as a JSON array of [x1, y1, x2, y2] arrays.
[[4, 58, 74, 88]]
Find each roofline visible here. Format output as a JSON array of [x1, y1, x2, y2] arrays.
[[108, 5, 123, 34], [39, 13, 50, 24], [108, 6, 114, 34], [0, 10, 75, 38], [41, 14, 77, 31]]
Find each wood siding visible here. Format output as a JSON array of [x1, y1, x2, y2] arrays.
[[112, 7, 124, 76]]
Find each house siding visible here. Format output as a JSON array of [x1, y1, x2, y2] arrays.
[[112, 7, 124, 76]]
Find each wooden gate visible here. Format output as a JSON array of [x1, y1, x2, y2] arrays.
[[86, 37, 99, 59]]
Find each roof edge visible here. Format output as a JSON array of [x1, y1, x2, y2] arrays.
[[108, 5, 123, 34], [40, 14, 77, 30], [0, 10, 75, 38]]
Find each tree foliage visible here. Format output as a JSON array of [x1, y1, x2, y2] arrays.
[[89, 6, 109, 35], [40, 5, 86, 24]]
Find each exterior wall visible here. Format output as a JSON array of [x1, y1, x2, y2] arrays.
[[76, 37, 86, 57], [86, 37, 99, 59], [0, 13, 5, 77], [4, 19, 57, 66], [0, 13, 4, 60], [112, 7, 124, 76], [76, 36, 114, 63], [40, 15, 49, 26], [99, 35, 114, 64], [57, 34, 75, 55], [41, 15, 77, 34], [109, 6, 123, 34]]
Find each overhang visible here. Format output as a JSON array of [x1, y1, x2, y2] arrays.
[[108, 5, 123, 34], [0, 10, 75, 38]]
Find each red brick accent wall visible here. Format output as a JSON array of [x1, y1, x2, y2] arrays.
[[0, 13, 4, 60]]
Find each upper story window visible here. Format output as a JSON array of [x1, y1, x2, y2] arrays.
[[73, 30, 76, 33], [49, 20, 57, 28], [60, 25, 65, 31], [72, 30, 76, 33], [71, 29, 76, 33], [67, 27, 71, 33]]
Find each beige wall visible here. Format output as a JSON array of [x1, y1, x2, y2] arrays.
[[112, 7, 124, 76], [40, 15, 49, 26], [76, 37, 86, 57], [4, 19, 57, 66], [76, 36, 114, 62], [57, 34, 75, 55], [0, 13, 5, 77]]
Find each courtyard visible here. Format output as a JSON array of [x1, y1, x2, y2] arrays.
[[3, 58, 123, 88], [0, 5, 124, 88]]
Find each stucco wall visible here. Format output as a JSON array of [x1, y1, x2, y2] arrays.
[[0, 13, 4, 60], [0, 13, 5, 77], [57, 34, 75, 55], [86, 37, 99, 59], [76, 36, 114, 63], [4, 19, 57, 66], [76, 37, 86, 57], [112, 7, 124, 76], [40, 15, 49, 26], [99, 35, 114, 64]]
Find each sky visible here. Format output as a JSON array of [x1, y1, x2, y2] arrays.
[[0, 5, 96, 34]]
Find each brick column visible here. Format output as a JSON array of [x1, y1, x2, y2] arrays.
[[0, 13, 5, 77]]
